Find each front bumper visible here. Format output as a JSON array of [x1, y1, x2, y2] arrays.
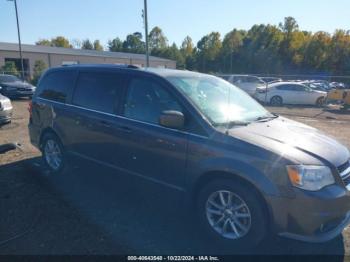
[[279, 211, 350, 242], [267, 184, 350, 243], [4, 89, 34, 97], [0, 108, 12, 124]]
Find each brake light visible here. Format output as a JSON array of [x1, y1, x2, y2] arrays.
[[28, 101, 33, 117]]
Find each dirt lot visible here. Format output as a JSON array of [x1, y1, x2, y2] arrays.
[[1, 99, 350, 255]]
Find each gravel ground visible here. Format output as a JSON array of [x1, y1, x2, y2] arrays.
[[0, 99, 350, 255]]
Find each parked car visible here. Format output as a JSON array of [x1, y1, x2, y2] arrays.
[[259, 77, 282, 84], [301, 81, 329, 92], [330, 82, 347, 89], [29, 65, 350, 248], [0, 93, 13, 124], [0, 74, 36, 98], [255, 82, 327, 106], [219, 74, 265, 96]]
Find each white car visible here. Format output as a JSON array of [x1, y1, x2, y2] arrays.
[[219, 75, 266, 96], [254, 82, 327, 106], [0, 93, 13, 124]]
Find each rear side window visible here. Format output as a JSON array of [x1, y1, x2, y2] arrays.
[[72, 72, 124, 114], [277, 84, 294, 91], [38, 70, 76, 103]]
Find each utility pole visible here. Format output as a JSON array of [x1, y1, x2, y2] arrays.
[[8, 0, 25, 81], [143, 0, 150, 67]]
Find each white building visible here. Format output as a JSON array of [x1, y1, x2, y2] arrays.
[[0, 42, 176, 78]]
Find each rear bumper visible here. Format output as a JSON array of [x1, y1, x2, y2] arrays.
[[28, 122, 40, 149], [267, 184, 350, 243]]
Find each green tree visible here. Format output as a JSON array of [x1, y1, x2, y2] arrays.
[[122, 32, 145, 53], [180, 36, 195, 70], [149, 26, 168, 51], [50, 36, 72, 48], [108, 37, 123, 52], [93, 40, 104, 51], [32, 60, 48, 85], [81, 39, 94, 50], [36, 36, 72, 48], [196, 32, 222, 72], [328, 30, 350, 74], [181, 36, 194, 56], [303, 31, 332, 71], [35, 39, 51, 46], [221, 29, 244, 73], [1, 61, 19, 77]]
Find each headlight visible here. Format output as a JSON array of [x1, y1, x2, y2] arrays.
[[287, 165, 335, 191]]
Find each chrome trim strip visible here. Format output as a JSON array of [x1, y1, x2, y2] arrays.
[[68, 151, 186, 192], [37, 97, 209, 139], [340, 166, 350, 178]]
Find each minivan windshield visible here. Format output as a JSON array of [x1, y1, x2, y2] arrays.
[[167, 74, 273, 126]]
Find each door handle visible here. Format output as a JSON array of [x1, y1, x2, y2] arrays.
[[116, 125, 132, 133]]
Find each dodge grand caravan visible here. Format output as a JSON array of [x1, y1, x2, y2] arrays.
[[29, 65, 350, 248]]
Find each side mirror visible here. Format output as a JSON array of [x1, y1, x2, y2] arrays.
[[159, 110, 184, 129]]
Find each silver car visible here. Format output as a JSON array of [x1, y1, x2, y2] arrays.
[[0, 93, 13, 124]]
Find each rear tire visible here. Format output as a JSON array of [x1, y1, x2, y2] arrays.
[[316, 97, 325, 107], [41, 132, 67, 175], [196, 179, 268, 250], [270, 96, 283, 106]]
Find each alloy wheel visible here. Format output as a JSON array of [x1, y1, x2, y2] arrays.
[[205, 190, 251, 240], [44, 139, 62, 171]]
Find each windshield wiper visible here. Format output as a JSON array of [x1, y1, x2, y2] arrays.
[[254, 114, 279, 122], [214, 120, 251, 128]]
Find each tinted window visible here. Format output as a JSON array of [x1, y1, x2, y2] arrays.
[[72, 72, 123, 114], [39, 70, 76, 103], [293, 85, 307, 91], [276, 85, 291, 90], [0, 75, 20, 83], [124, 77, 182, 125]]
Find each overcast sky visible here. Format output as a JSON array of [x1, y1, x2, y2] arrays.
[[1, 0, 349, 48]]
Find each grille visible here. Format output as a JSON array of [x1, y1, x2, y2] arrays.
[[339, 160, 350, 187], [338, 161, 350, 174]]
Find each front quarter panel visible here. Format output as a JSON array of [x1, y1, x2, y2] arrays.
[[186, 132, 290, 198]]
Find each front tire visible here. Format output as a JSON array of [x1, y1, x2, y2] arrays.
[[41, 133, 67, 175], [196, 179, 268, 249]]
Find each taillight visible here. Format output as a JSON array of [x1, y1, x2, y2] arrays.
[[28, 101, 33, 117]]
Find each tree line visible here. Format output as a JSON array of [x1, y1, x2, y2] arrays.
[[32, 17, 350, 76]]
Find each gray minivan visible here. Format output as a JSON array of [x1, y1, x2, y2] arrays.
[[29, 65, 350, 248]]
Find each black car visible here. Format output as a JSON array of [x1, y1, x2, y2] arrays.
[[0, 74, 36, 98], [28, 64, 350, 248]]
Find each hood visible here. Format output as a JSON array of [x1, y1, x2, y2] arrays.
[[227, 117, 349, 167], [1, 81, 34, 89]]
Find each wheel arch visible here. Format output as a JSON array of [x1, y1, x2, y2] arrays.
[[39, 127, 62, 150], [189, 170, 273, 227]]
